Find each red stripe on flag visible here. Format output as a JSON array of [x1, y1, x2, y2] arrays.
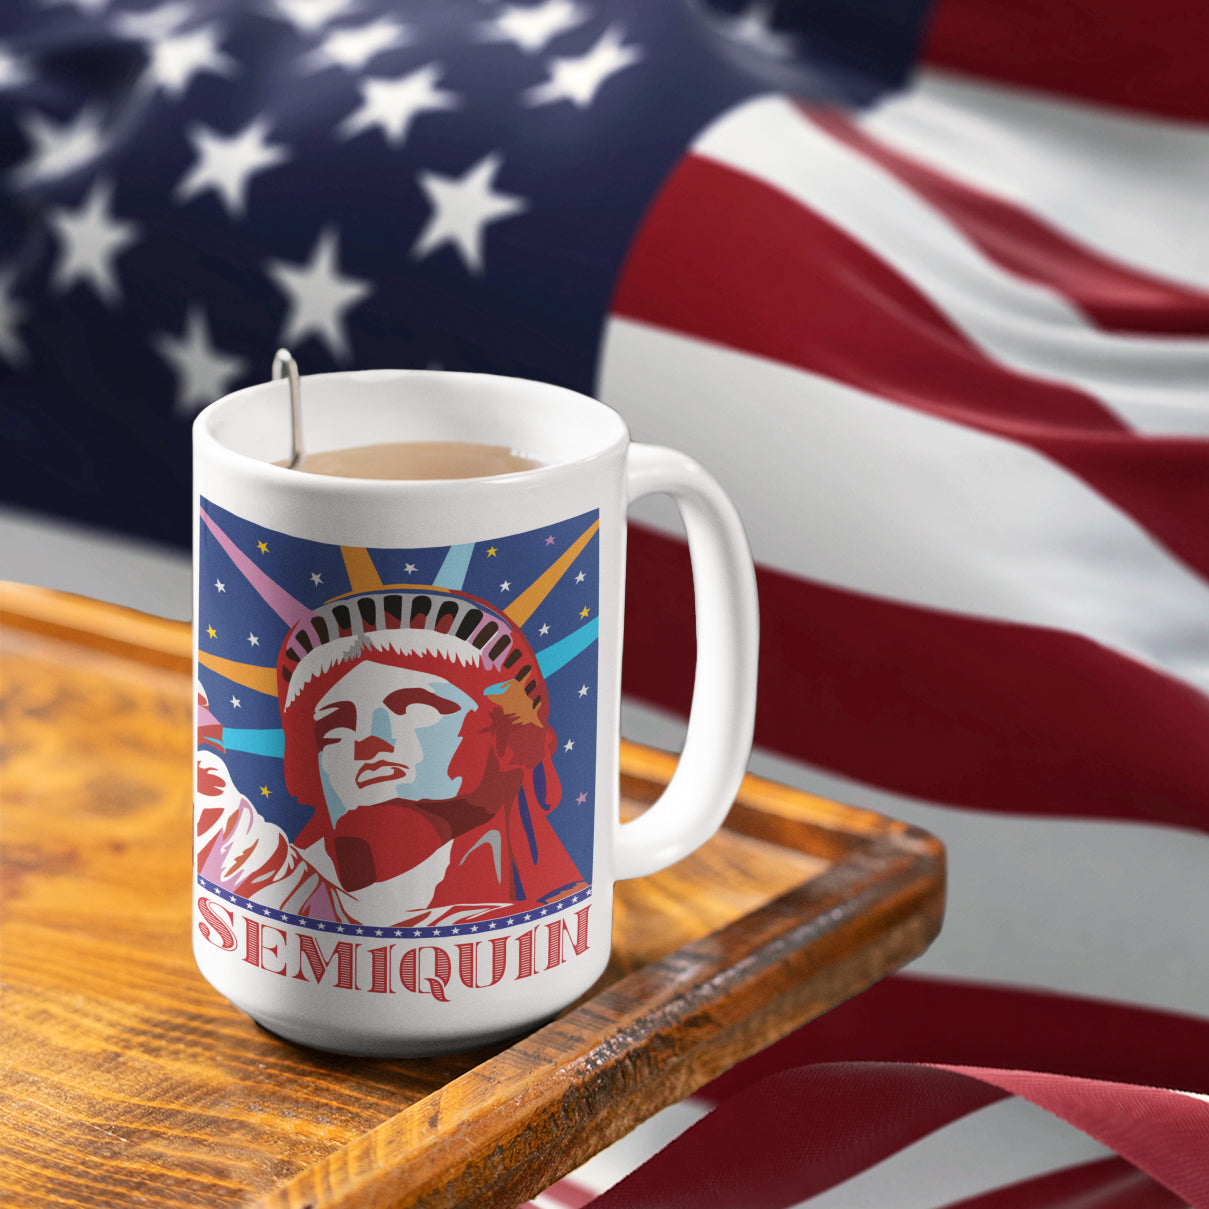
[[625, 525, 1209, 833], [921, 0, 1209, 124], [804, 106, 1209, 337], [698, 976, 1209, 1104], [941, 1157, 1185, 1209], [937, 1067, 1209, 1208], [611, 152, 1124, 437], [610, 153, 1209, 584], [586, 1063, 1007, 1209]]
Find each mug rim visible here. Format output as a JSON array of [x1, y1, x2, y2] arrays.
[[194, 368, 630, 492]]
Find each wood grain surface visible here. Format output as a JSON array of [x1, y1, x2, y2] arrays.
[[0, 583, 945, 1208]]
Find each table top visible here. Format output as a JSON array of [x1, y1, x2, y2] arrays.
[[0, 582, 945, 1209]]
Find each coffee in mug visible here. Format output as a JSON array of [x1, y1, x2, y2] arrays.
[[294, 440, 542, 480], [192, 369, 758, 1056]]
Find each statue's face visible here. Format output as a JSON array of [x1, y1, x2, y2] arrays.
[[313, 661, 478, 824]]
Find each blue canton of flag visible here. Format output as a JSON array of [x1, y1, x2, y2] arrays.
[[0, 0, 918, 547]]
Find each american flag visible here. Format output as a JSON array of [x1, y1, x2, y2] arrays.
[[3, 0, 1208, 1204]]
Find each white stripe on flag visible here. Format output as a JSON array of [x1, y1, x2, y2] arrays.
[[623, 699, 1209, 1019], [862, 71, 1209, 293], [600, 319, 1209, 696], [690, 94, 1209, 437]]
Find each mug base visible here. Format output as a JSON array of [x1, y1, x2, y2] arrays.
[[247, 1010, 541, 1058]]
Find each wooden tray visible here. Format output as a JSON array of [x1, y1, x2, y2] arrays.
[[0, 582, 945, 1209]]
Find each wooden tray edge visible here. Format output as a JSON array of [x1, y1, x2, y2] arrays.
[[256, 823, 945, 1208]]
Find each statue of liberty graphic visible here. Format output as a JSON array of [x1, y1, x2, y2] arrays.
[[194, 504, 598, 930]]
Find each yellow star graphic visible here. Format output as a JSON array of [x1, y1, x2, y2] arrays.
[[260, 786, 271, 797], [486, 546, 497, 557], [257, 540, 269, 554], [579, 606, 591, 619], [206, 625, 217, 638]]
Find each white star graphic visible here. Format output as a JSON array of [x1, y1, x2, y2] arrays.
[[154, 305, 249, 416], [578, 684, 588, 697], [477, 0, 589, 53], [576, 792, 587, 804], [539, 623, 550, 636], [265, 0, 358, 32], [500, 581, 511, 592], [575, 571, 585, 583], [215, 579, 225, 592], [0, 46, 33, 89], [310, 571, 323, 585], [337, 62, 460, 147], [47, 178, 140, 304], [709, 1, 799, 61], [230, 695, 241, 708], [563, 739, 574, 752], [111, 2, 194, 40], [523, 25, 642, 108], [412, 152, 527, 275], [138, 25, 239, 99], [0, 268, 29, 366], [404, 563, 417, 574], [266, 226, 372, 362], [176, 117, 290, 218], [12, 104, 108, 187], [248, 632, 260, 646], [299, 17, 412, 73]]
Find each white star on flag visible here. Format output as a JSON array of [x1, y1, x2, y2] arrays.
[[111, 2, 194, 40], [412, 152, 528, 274], [404, 563, 417, 574], [13, 104, 109, 187], [563, 739, 575, 752], [138, 25, 240, 99], [266, 226, 372, 361], [230, 696, 241, 708], [175, 117, 290, 218], [155, 306, 250, 416], [575, 571, 585, 582], [708, 0, 799, 61], [0, 269, 29, 366], [477, 0, 590, 54], [310, 572, 323, 585], [0, 46, 33, 89], [48, 178, 140, 304], [299, 17, 412, 73], [500, 580, 511, 592], [578, 684, 588, 697], [248, 633, 260, 646], [523, 25, 643, 109], [214, 579, 225, 592], [266, 0, 357, 32], [539, 623, 550, 635], [337, 62, 460, 147]]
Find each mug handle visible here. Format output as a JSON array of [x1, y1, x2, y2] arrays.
[[614, 443, 760, 880]]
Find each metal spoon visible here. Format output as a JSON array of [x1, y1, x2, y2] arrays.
[[271, 348, 303, 469]]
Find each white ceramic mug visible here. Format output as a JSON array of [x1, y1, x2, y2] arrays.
[[191, 369, 757, 1056]]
